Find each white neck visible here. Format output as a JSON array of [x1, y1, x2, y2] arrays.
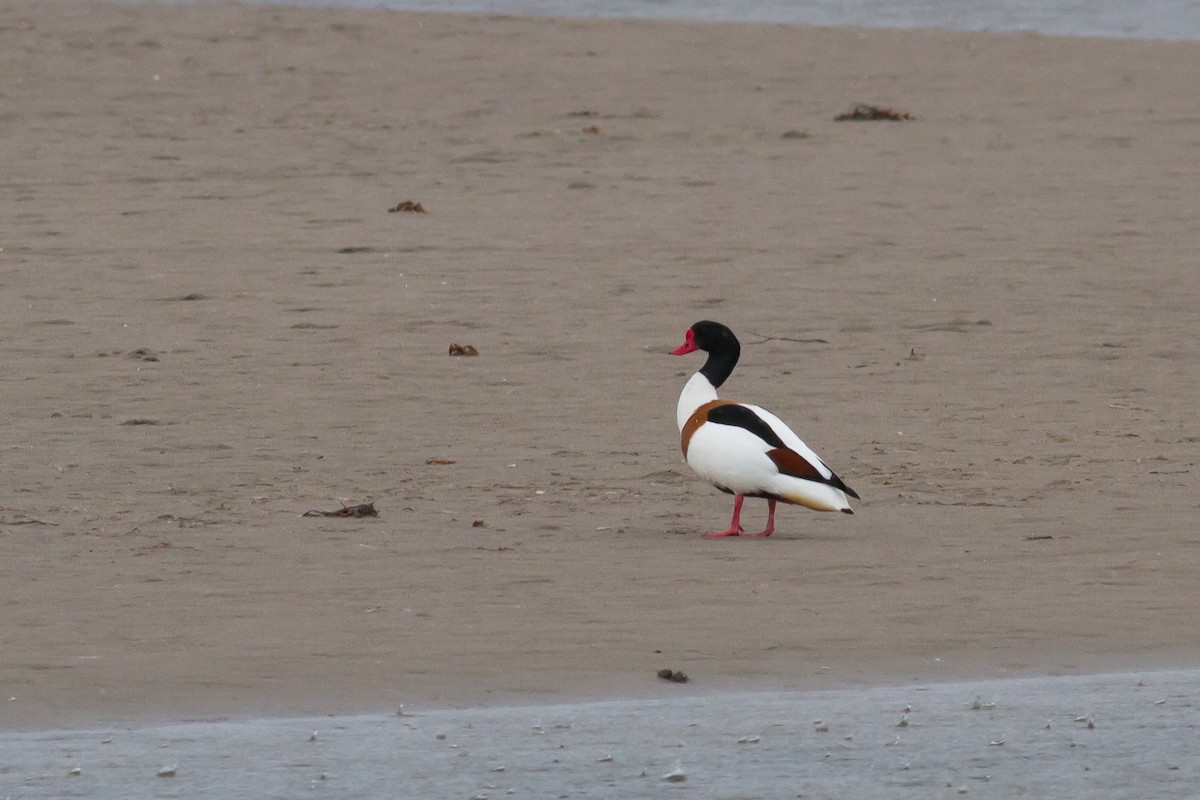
[[677, 371, 718, 430]]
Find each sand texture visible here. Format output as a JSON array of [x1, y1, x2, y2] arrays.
[[2, 1, 1199, 729]]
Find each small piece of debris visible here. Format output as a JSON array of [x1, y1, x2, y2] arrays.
[[663, 768, 687, 782], [426, 458, 456, 465], [157, 765, 177, 778], [582, 125, 600, 134], [388, 200, 427, 213], [596, 754, 614, 763], [1025, 535, 1054, 541], [835, 103, 914, 121], [472, 519, 488, 528], [657, 669, 689, 683], [302, 503, 378, 518], [68, 767, 82, 776], [736, 735, 761, 744], [129, 348, 160, 362], [449, 343, 479, 356], [308, 731, 318, 742]]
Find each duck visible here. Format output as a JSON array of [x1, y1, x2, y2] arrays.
[[669, 320, 859, 537]]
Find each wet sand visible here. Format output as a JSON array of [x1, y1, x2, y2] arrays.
[[2, 0, 1200, 733], [5, 670, 1199, 798]]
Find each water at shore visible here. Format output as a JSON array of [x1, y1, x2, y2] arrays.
[[5, 669, 1197, 799], [159, 0, 1200, 41]]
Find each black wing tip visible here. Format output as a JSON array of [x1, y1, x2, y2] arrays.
[[828, 472, 860, 500], [841, 507, 855, 515]]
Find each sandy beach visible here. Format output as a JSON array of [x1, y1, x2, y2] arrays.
[[2, 0, 1200, 735]]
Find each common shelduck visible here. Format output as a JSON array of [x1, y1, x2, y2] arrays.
[[670, 320, 859, 537]]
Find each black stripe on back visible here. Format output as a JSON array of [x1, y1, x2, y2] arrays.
[[706, 404, 787, 449], [707, 404, 862, 501]]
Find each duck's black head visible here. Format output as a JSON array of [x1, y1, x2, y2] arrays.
[[669, 320, 740, 388]]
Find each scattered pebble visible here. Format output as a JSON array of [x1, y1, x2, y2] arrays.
[[68, 767, 81, 776], [157, 765, 177, 778], [736, 735, 761, 744], [663, 768, 687, 782]]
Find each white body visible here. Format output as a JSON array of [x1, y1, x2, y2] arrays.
[[677, 372, 852, 513]]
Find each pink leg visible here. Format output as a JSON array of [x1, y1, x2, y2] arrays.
[[750, 499, 776, 537], [703, 495, 745, 537]]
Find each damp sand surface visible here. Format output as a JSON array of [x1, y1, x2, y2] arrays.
[[6, 670, 1199, 799]]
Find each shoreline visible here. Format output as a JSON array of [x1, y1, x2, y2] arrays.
[[6, 668, 1200, 798], [128, 0, 1200, 43], [11, 645, 1200, 733]]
